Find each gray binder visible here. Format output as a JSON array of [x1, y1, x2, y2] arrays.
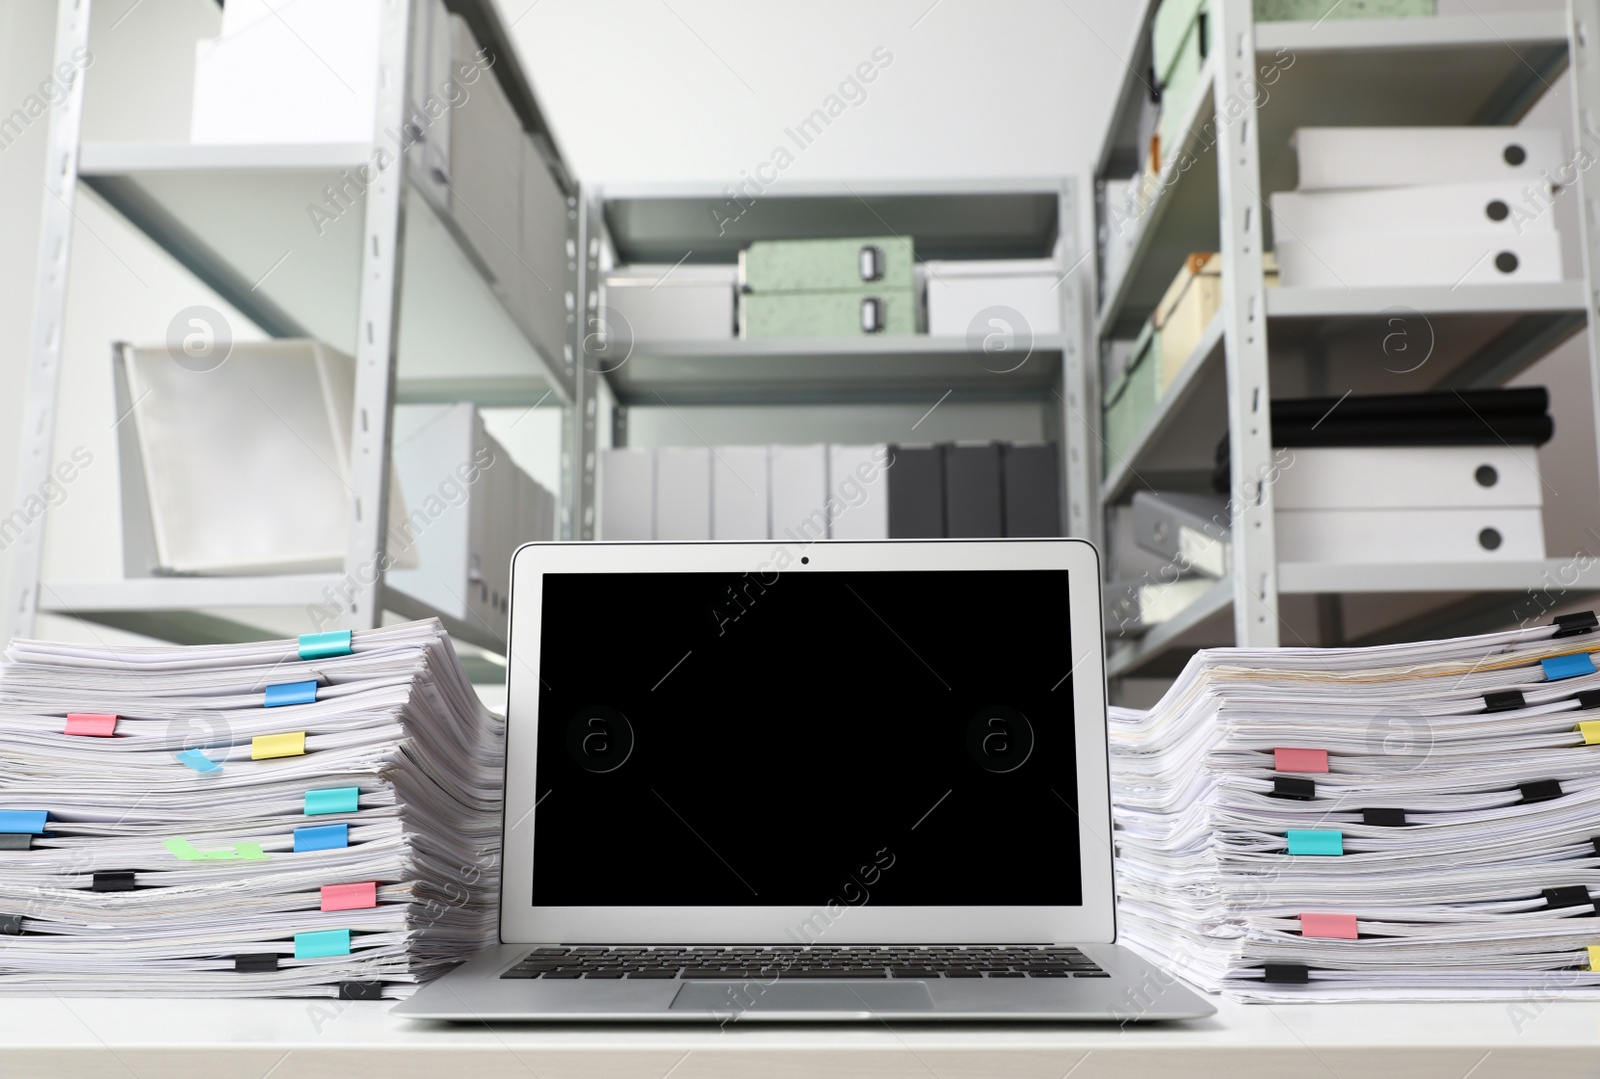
[[945, 443, 1004, 538], [1002, 443, 1060, 537], [1129, 491, 1231, 579], [887, 445, 945, 538]]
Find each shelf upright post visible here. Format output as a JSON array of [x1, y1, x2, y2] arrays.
[[1059, 177, 1099, 542], [339, 0, 414, 631], [3, 0, 92, 646], [561, 190, 601, 541], [1568, 0, 1600, 522], [1213, 0, 1280, 647]]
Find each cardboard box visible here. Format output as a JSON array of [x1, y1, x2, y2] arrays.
[[923, 260, 1062, 338], [1292, 127, 1563, 191], [1256, 0, 1434, 21], [740, 289, 916, 338], [741, 236, 914, 292], [605, 267, 736, 341]]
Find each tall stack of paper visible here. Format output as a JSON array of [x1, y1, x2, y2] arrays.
[[1110, 615, 1600, 1002], [0, 621, 502, 998]]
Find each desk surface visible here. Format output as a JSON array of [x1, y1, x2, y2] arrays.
[[2, 996, 1598, 1079]]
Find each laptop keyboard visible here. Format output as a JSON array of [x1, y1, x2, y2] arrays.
[[500, 945, 1108, 980]]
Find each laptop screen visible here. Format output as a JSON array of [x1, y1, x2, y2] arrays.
[[529, 568, 1081, 908]]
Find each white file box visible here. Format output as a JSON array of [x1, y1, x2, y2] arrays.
[[826, 445, 891, 540], [1277, 507, 1545, 563], [711, 446, 770, 540], [1292, 127, 1564, 191], [1275, 232, 1562, 288], [1273, 445, 1544, 511], [599, 449, 655, 540], [655, 447, 712, 541], [1270, 183, 1556, 241]]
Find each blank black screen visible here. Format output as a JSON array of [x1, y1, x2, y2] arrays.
[[529, 569, 1081, 906]]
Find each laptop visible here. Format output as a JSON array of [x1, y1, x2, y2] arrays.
[[395, 538, 1213, 1022]]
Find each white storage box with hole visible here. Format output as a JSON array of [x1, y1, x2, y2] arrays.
[[922, 260, 1062, 338], [1273, 445, 1544, 510], [603, 266, 737, 341], [1291, 127, 1564, 191], [1277, 508, 1544, 563], [1270, 183, 1556, 240], [1275, 232, 1562, 289], [118, 339, 412, 576]]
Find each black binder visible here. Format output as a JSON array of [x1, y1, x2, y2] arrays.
[[945, 443, 1004, 538], [1002, 443, 1060, 537], [887, 445, 945, 538]]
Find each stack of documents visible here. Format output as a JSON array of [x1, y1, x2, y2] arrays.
[[0, 621, 503, 998], [1110, 616, 1600, 1002]]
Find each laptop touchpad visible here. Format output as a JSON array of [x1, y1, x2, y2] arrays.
[[671, 981, 935, 1014]]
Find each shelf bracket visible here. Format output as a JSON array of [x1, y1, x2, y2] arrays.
[[3, 0, 92, 645], [1215, 0, 1280, 648]]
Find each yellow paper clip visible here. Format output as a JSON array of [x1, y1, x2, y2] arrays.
[[251, 732, 306, 760]]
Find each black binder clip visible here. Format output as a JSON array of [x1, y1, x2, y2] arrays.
[[1270, 777, 1315, 801], [0, 915, 21, 936], [1261, 964, 1310, 985], [90, 871, 136, 892], [235, 954, 279, 973], [1518, 779, 1565, 805], [1363, 808, 1408, 827], [1541, 886, 1595, 913], [1553, 611, 1598, 639], [1483, 690, 1526, 713], [339, 981, 383, 1000], [1578, 690, 1600, 711]]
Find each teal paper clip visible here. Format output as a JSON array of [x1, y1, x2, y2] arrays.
[[0, 811, 47, 834], [264, 680, 318, 708], [1541, 653, 1596, 681], [1286, 830, 1344, 856], [294, 928, 351, 959], [293, 824, 348, 852], [175, 749, 222, 773], [304, 787, 359, 816], [298, 630, 353, 660]]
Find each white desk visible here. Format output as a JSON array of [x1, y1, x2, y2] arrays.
[[2, 997, 1598, 1078]]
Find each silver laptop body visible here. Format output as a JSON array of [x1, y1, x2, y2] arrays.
[[395, 539, 1213, 1022]]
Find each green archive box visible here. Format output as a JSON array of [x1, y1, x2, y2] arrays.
[[741, 289, 917, 339], [1103, 321, 1161, 472], [1254, 0, 1433, 20], [741, 236, 915, 293]]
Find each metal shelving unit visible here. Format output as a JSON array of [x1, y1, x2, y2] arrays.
[[1080, 0, 1600, 683], [590, 179, 1091, 535], [3, 0, 598, 652]]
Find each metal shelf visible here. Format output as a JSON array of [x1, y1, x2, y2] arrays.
[[1101, 284, 1588, 506], [607, 335, 1067, 406], [1093, 12, 1570, 340], [78, 141, 572, 405], [1078, 0, 1600, 672], [37, 577, 505, 654], [1107, 558, 1600, 678], [597, 179, 1066, 264], [1094, 62, 1218, 341]]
